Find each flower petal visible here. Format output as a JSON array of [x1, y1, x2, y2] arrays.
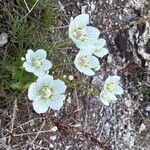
[[105, 75, 120, 83], [100, 90, 118, 106], [35, 49, 47, 59], [53, 79, 67, 94], [79, 44, 95, 53], [107, 92, 117, 101], [23, 62, 34, 72], [37, 75, 53, 87], [26, 49, 35, 63], [90, 56, 100, 68], [74, 59, 83, 73], [98, 38, 106, 47], [100, 98, 110, 106], [86, 26, 100, 40], [42, 60, 52, 70], [94, 64, 101, 71], [28, 82, 37, 100], [47, 95, 65, 110], [100, 91, 110, 106], [94, 47, 108, 58], [111, 75, 121, 82], [82, 68, 95, 76], [114, 85, 123, 95], [32, 99, 49, 113], [73, 14, 89, 27], [74, 53, 82, 72], [33, 68, 45, 77]]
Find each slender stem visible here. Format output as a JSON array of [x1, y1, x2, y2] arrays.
[[68, 80, 101, 88], [20, 0, 39, 21], [54, 62, 74, 68], [23, 0, 30, 12], [58, 77, 102, 89], [69, 86, 99, 95]]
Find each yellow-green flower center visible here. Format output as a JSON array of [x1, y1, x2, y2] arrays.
[[39, 86, 52, 99], [100, 92, 107, 100], [106, 82, 114, 92], [32, 57, 43, 68], [73, 27, 86, 41], [79, 55, 89, 68]]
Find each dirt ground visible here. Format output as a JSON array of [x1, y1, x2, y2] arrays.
[[0, 0, 150, 150]]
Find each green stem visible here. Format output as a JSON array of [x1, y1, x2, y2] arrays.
[[54, 62, 74, 68], [58, 77, 102, 89], [69, 81, 101, 88], [69, 85, 100, 95]]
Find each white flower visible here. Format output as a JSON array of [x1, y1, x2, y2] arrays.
[[91, 38, 108, 58], [23, 49, 52, 76], [69, 14, 100, 49], [28, 75, 67, 113], [100, 90, 117, 106], [74, 50, 100, 76], [99, 75, 123, 106], [104, 75, 123, 95]]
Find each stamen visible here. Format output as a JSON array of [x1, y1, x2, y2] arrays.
[[79, 55, 89, 67], [32, 57, 43, 68], [39, 86, 52, 99], [106, 82, 114, 92]]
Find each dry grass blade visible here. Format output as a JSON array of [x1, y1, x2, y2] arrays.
[[23, 0, 30, 12], [8, 98, 18, 144], [0, 138, 11, 149], [20, 0, 39, 21], [30, 120, 46, 145], [131, 100, 147, 125]]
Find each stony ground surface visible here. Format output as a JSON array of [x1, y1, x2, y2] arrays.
[[0, 0, 150, 150]]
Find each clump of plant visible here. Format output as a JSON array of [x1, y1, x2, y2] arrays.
[[21, 13, 123, 113], [0, 0, 62, 94], [19, 13, 124, 149], [1, 1, 124, 149]]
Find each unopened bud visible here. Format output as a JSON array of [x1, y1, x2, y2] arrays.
[[68, 75, 74, 81], [21, 57, 25, 61], [63, 75, 67, 78]]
